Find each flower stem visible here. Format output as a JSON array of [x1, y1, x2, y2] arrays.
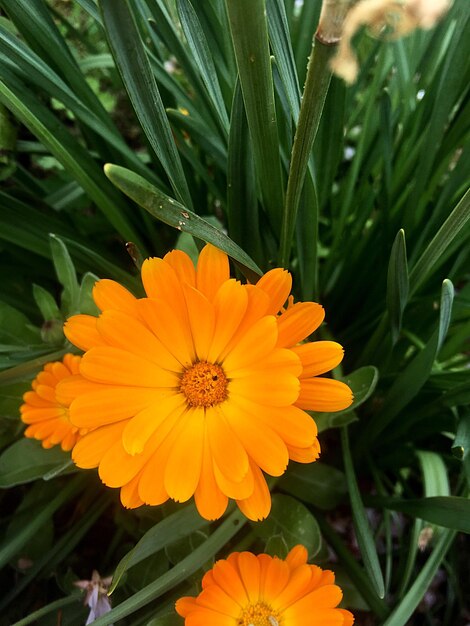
[[279, 0, 351, 271]]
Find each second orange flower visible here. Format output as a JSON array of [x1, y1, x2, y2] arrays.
[[60, 244, 352, 520]]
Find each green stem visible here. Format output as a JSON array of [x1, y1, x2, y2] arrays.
[[316, 512, 390, 619], [279, 37, 334, 269]]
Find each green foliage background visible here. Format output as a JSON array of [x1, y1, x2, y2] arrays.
[[0, 0, 469, 624]]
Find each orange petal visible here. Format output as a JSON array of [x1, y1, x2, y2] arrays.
[[55, 374, 104, 406], [80, 346, 178, 388], [194, 430, 228, 521], [220, 316, 278, 372], [252, 403, 317, 448], [70, 386, 165, 428], [163, 249, 196, 286], [120, 471, 145, 509], [182, 284, 215, 362], [137, 409, 188, 505], [183, 608, 234, 626], [228, 347, 301, 379], [237, 552, 261, 601], [256, 268, 292, 315], [273, 563, 313, 611], [196, 244, 230, 302], [211, 559, 249, 606], [164, 406, 205, 502], [20, 407, 64, 424], [141, 258, 188, 325], [138, 298, 195, 368], [293, 341, 344, 378], [72, 421, 126, 468], [296, 378, 353, 412], [213, 459, 254, 500], [22, 390, 52, 408], [229, 373, 300, 406], [99, 438, 150, 488], [338, 609, 355, 626], [122, 394, 186, 455], [206, 406, 249, 482], [222, 399, 289, 476], [196, 585, 240, 616], [62, 354, 82, 374], [96, 309, 182, 372], [277, 302, 325, 348], [260, 556, 290, 600], [175, 596, 198, 617], [284, 607, 344, 626], [287, 442, 321, 463], [207, 280, 248, 362], [64, 314, 103, 351], [93, 279, 138, 314], [236, 461, 271, 521], [286, 545, 308, 571]]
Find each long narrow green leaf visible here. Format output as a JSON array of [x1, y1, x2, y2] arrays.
[[111, 504, 211, 592], [225, 0, 284, 233], [386, 229, 409, 344], [176, 0, 229, 134], [361, 279, 454, 447], [267, 0, 301, 121], [341, 427, 385, 598], [105, 164, 262, 280], [0, 474, 84, 569], [0, 76, 143, 247], [0, 24, 161, 182], [100, 0, 192, 209], [279, 38, 333, 267], [91, 510, 245, 626], [385, 529, 456, 626], [226, 81, 262, 265], [409, 188, 470, 295], [372, 496, 469, 533]]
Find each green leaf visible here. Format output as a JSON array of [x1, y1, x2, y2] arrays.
[[386, 229, 409, 344], [252, 493, 322, 557], [99, 0, 192, 209], [382, 529, 456, 626], [110, 504, 211, 593], [0, 438, 74, 488], [409, 188, 470, 294], [373, 496, 470, 533], [32, 284, 61, 322], [92, 510, 245, 626], [0, 473, 84, 570], [416, 450, 450, 498], [78, 272, 100, 316], [452, 412, 470, 459], [362, 279, 454, 446], [0, 301, 41, 346], [279, 462, 347, 510], [341, 427, 385, 598], [49, 234, 80, 314], [104, 164, 262, 281], [315, 366, 379, 432], [267, 0, 300, 121], [225, 0, 284, 233], [176, 0, 229, 134]]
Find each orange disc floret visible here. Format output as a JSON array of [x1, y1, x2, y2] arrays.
[[62, 244, 353, 521], [176, 544, 354, 626], [20, 353, 83, 451]]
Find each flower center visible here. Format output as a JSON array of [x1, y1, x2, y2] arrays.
[[237, 603, 281, 626], [180, 361, 228, 407]]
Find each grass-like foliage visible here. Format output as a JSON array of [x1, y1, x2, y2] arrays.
[[0, 0, 469, 624]]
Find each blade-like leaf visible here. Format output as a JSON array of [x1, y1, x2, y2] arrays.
[[387, 229, 409, 344], [225, 0, 284, 233], [100, 0, 192, 209], [104, 164, 262, 280], [342, 426, 385, 598]]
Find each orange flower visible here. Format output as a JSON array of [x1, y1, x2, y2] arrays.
[[62, 244, 352, 520], [20, 353, 82, 451], [176, 544, 354, 626]]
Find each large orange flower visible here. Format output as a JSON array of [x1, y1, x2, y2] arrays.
[[20, 353, 82, 451], [176, 544, 354, 626], [61, 244, 352, 520]]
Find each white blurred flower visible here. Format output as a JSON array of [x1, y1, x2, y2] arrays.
[[74, 570, 113, 625]]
